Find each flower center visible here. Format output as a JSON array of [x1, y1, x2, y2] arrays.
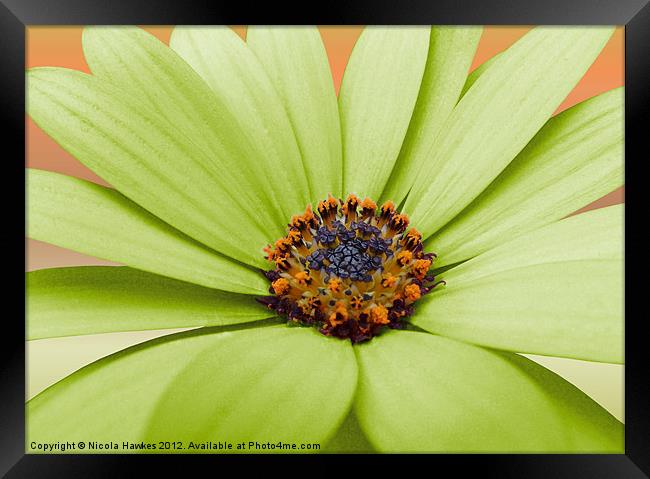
[[258, 194, 444, 343]]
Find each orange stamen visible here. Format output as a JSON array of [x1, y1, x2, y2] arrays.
[[287, 229, 302, 245], [412, 259, 432, 280], [377, 201, 396, 227], [263, 244, 275, 261], [380, 201, 395, 215], [317, 194, 339, 226], [381, 273, 397, 288], [404, 283, 421, 302], [327, 278, 343, 293], [290, 205, 317, 241], [294, 271, 312, 286], [369, 305, 389, 325], [272, 278, 290, 296], [328, 302, 348, 326], [360, 197, 377, 214], [275, 256, 291, 271], [341, 194, 359, 222], [303, 204, 317, 226], [350, 296, 364, 310], [396, 251, 413, 266], [273, 237, 293, 257], [402, 228, 422, 249], [389, 213, 410, 234]]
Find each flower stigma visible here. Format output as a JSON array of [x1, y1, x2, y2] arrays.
[[258, 194, 445, 343]]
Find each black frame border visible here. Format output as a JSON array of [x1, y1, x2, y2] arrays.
[[2, 0, 648, 476]]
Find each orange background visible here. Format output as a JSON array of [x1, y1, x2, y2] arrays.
[[25, 26, 626, 421]]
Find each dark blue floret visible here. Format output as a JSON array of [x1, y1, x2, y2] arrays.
[[315, 226, 337, 245], [351, 221, 380, 237], [306, 220, 387, 283], [336, 226, 356, 242], [368, 236, 392, 254], [323, 240, 379, 282], [306, 249, 327, 270]]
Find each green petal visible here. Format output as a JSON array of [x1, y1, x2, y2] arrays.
[[458, 52, 501, 99], [144, 326, 356, 448], [380, 27, 482, 205], [27, 266, 271, 339], [415, 205, 624, 363], [83, 26, 306, 227], [405, 27, 614, 237], [355, 331, 623, 452], [168, 26, 310, 216], [429, 87, 624, 267], [27, 65, 276, 268], [322, 409, 375, 453], [28, 326, 357, 449], [339, 27, 430, 199], [247, 26, 342, 200], [27, 169, 267, 295]]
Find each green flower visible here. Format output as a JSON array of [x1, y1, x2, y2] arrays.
[[26, 25, 624, 453]]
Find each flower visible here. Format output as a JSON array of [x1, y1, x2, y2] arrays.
[[26, 25, 624, 453]]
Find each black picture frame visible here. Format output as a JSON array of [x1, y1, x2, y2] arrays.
[[2, 0, 648, 476]]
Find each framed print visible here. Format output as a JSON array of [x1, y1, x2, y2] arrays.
[[2, 0, 649, 476]]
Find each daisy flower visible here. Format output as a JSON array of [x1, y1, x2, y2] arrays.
[[26, 25, 624, 452]]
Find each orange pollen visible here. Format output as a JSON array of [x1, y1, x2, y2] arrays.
[[405, 283, 422, 302], [396, 251, 413, 266], [380, 201, 395, 216], [412, 259, 432, 279], [271, 278, 290, 296], [327, 278, 343, 293], [328, 302, 349, 326], [403, 228, 422, 249], [341, 194, 360, 219], [390, 214, 410, 231], [350, 296, 364, 310], [291, 205, 316, 229], [275, 256, 290, 270], [290, 215, 305, 230], [294, 271, 312, 286], [273, 238, 292, 256], [360, 197, 377, 211], [370, 305, 389, 325], [307, 297, 321, 308], [318, 194, 339, 219], [287, 229, 302, 245], [381, 273, 397, 288], [344, 193, 359, 207]]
